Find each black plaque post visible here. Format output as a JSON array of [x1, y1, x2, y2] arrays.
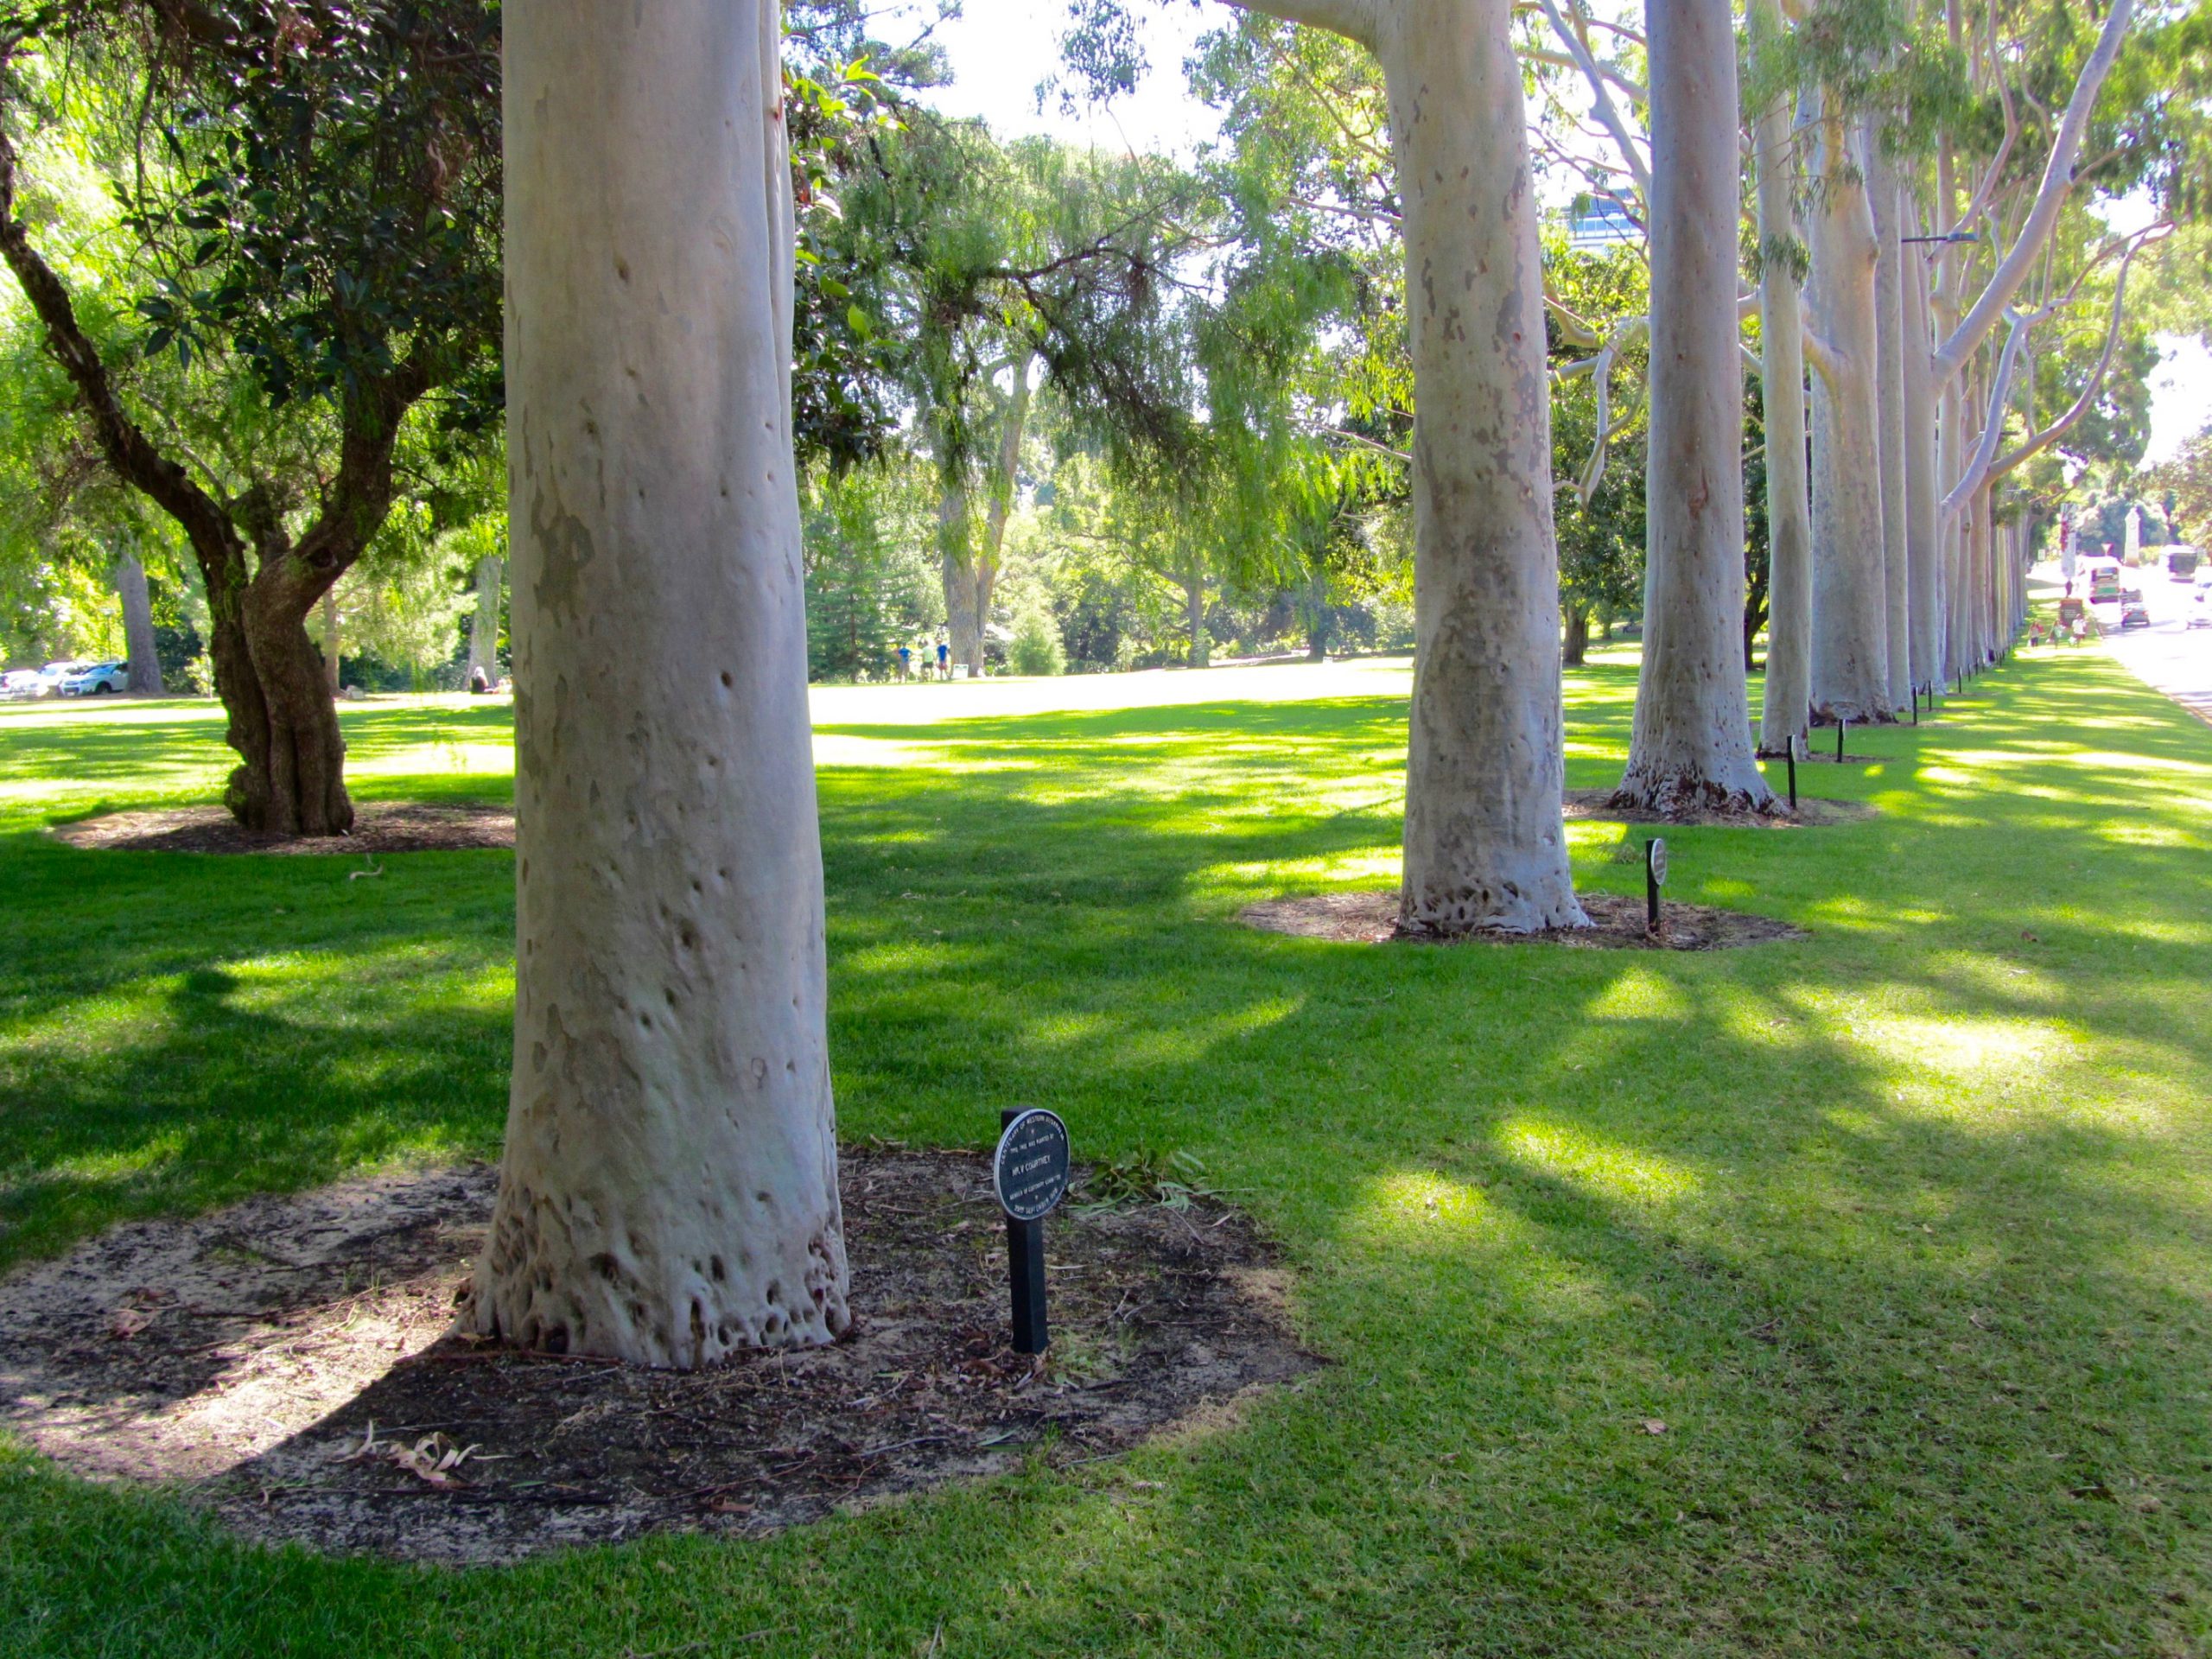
[[1910, 684, 1919, 726], [1786, 735, 1798, 813], [1644, 837, 1668, 935], [995, 1108, 1071, 1356], [1835, 719, 1847, 763]]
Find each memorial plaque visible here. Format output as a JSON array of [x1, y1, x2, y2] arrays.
[[1645, 837, 1669, 887], [994, 1109, 1071, 1223]]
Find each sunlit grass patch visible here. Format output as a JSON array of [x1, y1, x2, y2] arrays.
[[1, 653, 2211, 1653]]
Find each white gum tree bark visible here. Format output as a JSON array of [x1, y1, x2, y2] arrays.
[[1233, 0, 1583, 932], [1868, 138, 1911, 713], [475, 0, 849, 1365], [112, 544, 164, 695], [1902, 223, 1942, 694], [1751, 0, 1810, 759], [466, 553, 502, 683], [1803, 105, 1891, 724], [1612, 0, 1773, 814]]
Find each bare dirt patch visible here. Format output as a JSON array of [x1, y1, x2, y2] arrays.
[[49, 802, 514, 855], [0, 1151, 1315, 1566], [1242, 889, 1807, 950], [1562, 788, 1878, 828]]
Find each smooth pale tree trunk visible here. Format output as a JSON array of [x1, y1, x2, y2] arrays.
[[1805, 106, 1891, 724], [467, 554, 503, 682], [476, 0, 849, 1365], [1613, 0, 1772, 815], [1902, 222, 1942, 693], [1184, 567, 1210, 666], [113, 546, 164, 696], [1361, 0, 1584, 931], [1946, 371, 1979, 674], [321, 588, 340, 696], [1752, 0, 1810, 759], [1868, 139, 1911, 714]]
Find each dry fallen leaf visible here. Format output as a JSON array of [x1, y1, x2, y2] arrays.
[[1640, 1419, 1669, 1436], [107, 1307, 155, 1341]]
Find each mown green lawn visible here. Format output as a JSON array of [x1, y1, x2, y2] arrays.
[[3, 646, 2209, 1657]]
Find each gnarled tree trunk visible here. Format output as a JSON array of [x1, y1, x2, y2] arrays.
[[1563, 607, 1590, 669], [1612, 0, 1773, 817], [475, 0, 849, 1365], [113, 545, 164, 696]]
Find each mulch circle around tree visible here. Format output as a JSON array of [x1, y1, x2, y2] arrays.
[[1242, 889, 1808, 950], [48, 802, 516, 855], [0, 1151, 1317, 1567], [1561, 789, 1878, 828]]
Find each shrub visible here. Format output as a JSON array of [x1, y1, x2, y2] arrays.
[[1009, 605, 1065, 676]]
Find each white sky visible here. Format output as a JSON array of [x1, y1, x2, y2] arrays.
[[914, 0, 2212, 471], [908, 0, 1224, 157]]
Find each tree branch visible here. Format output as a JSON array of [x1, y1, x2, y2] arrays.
[[1991, 230, 2165, 480], [1932, 0, 2134, 386], [1226, 0, 1376, 48], [0, 115, 243, 569]]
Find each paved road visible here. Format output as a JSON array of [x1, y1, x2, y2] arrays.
[[2063, 557, 2212, 726]]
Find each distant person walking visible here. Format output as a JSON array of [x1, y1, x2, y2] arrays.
[[936, 640, 950, 679], [896, 643, 912, 680]]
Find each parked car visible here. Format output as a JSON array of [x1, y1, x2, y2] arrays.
[[2119, 603, 2152, 631], [0, 669, 43, 698], [36, 661, 84, 695], [57, 660, 130, 696]]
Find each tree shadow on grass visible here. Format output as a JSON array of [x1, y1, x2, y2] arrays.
[[2, 665, 2211, 1652]]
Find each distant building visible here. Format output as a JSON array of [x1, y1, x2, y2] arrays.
[[1565, 200, 1640, 250]]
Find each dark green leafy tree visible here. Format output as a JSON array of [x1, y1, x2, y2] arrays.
[[0, 0, 500, 833]]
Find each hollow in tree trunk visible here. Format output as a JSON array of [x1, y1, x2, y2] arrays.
[[473, 0, 849, 1364], [1612, 0, 1774, 817], [113, 545, 164, 696]]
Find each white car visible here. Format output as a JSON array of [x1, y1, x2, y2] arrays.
[[0, 669, 43, 698], [57, 660, 130, 696]]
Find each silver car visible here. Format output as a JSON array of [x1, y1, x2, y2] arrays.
[[58, 660, 130, 696]]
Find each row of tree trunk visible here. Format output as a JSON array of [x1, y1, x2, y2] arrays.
[[469, 0, 2128, 1365]]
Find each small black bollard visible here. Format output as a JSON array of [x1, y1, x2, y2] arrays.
[[1836, 719, 1847, 763], [1786, 734, 1799, 811], [1644, 837, 1669, 935]]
